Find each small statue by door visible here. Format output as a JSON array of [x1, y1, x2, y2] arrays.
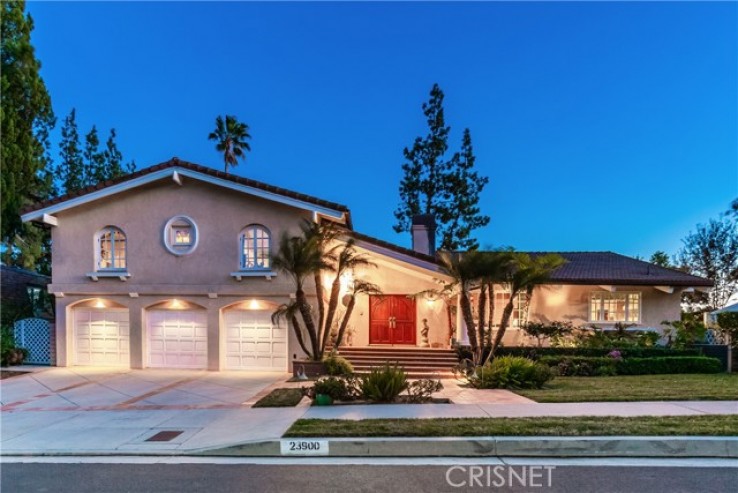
[[420, 318, 430, 348]]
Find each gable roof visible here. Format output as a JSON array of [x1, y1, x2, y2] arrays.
[[528, 251, 713, 287], [21, 158, 351, 224]]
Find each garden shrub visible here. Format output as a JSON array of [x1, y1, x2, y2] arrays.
[[323, 353, 354, 376], [1, 325, 28, 367], [360, 364, 408, 402], [405, 379, 444, 403], [469, 356, 551, 389], [661, 315, 708, 349], [312, 376, 360, 401], [521, 321, 575, 347], [540, 355, 723, 376]]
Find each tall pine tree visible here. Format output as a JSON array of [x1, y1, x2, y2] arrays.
[[442, 129, 490, 250], [1, 0, 56, 272], [83, 125, 104, 184], [56, 114, 136, 194], [394, 84, 490, 251], [101, 128, 135, 180], [57, 108, 85, 193]]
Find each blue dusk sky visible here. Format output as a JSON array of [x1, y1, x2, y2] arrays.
[[26, 1, 737, 258]]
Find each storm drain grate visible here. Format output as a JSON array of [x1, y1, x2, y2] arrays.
[[146, 430, 184, 442]]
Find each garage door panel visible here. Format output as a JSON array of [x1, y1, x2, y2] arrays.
[[224, 309, 287, 371], [74, 308, 130, 367], [147, 310, 207, 369]]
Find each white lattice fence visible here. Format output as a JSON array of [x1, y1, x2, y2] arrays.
[[14, 318, 51, 365]]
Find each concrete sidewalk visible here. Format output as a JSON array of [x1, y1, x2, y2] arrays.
[[302, 400, 738, 420]]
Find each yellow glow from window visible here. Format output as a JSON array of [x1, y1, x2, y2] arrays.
[[248, 299, 261, 310], [94, 299, 106, 308], [170, 299, 185, 309]]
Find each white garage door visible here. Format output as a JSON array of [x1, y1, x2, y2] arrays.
[[74, 308, 130, 366], [148, 310, 208, 369], [224, 310, 288, 371]]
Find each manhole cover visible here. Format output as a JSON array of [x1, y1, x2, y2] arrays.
[[146, 430, 184, 442]]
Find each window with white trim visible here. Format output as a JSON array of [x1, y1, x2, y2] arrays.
[[240, 225, 271, 270], [163, 216, 198, 255], [589, 292, 641, 323], [97, 226, 127, 270]]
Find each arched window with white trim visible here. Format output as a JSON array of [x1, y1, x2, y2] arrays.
[[97, 227, 127, 271], [239, 225, 270, 270]]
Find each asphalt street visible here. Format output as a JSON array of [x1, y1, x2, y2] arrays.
[[2, 461, 737, 493]]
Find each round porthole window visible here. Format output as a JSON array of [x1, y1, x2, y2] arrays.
[[163, 215, 198, 255]]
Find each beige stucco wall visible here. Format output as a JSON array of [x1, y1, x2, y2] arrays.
[[50, 178, 311, 295], [496, 284, 683, 346]]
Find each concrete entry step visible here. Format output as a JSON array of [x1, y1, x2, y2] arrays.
[[334, 346, 459, 379]]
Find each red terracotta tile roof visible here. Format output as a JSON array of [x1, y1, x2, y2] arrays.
[[341, 235, 713, 287], [528, 251, 713, 287], [21, 157, 350, 216]]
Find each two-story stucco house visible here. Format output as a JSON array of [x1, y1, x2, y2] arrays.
[[21, 158, 713, 372]]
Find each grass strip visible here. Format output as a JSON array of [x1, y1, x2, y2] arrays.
[[515, 374, 738, 403], [252, 388, 304, 408], [284, 415, 738, 437]]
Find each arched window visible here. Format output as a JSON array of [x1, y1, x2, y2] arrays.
[[97, 227, 127, 270], [240, 225, 270, 270]]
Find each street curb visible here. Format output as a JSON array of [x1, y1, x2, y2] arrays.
[[195, 437, 738, 458]]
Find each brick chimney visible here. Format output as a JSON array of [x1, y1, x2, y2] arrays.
[[411, 214, 437, 256]]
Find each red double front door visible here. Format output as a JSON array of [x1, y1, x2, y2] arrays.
[[369, 295, 416, 345]]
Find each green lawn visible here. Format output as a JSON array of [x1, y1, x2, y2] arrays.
[[285, 415, 738, 437], [252, 388, 304, 408], [515, 374, 738, 403]]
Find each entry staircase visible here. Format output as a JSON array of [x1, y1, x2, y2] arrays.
[[335, 346, 458, 379]]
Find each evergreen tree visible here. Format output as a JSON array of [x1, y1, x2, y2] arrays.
[[1, 0, 56, 271], [102, 128, 135, 180], [394, 84, 490, 250], [57, 108, 85, 193], [83, 125, 104, 184], [649, 251, 672, 268], [443, 129, 490, 250]]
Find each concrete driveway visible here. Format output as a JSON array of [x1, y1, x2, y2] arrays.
[[1, 367, 307, 454]]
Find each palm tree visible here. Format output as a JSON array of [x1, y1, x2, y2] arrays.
[[272, 232, 331, 359], [208, 115, 251, 174], [272, 222, 380, 361], [320, 239, 375, 351], [334, 279, 381, 348], [488, 253, 566, 358], [438, 250, 485, 359], [474, 249, 515, 349]]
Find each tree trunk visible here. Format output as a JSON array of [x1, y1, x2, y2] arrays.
[[460, 288, 478, 359], [295, 288, 320, 360], [313, 271, 325, 345], [321, 274, 342, 353], [477, 283, 487, 351], [334, 296, 357, 348], [290, 314, 313, 360], [487, 282, 495, 348], [489, 295, 516, 359]]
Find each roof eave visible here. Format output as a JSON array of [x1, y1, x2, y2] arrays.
[[21, 166, 349, 224]]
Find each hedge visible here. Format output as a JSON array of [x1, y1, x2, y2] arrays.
[[616, 357, 723, 375], [539, 356, 723, 376], [457, 346, 702, 363]]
